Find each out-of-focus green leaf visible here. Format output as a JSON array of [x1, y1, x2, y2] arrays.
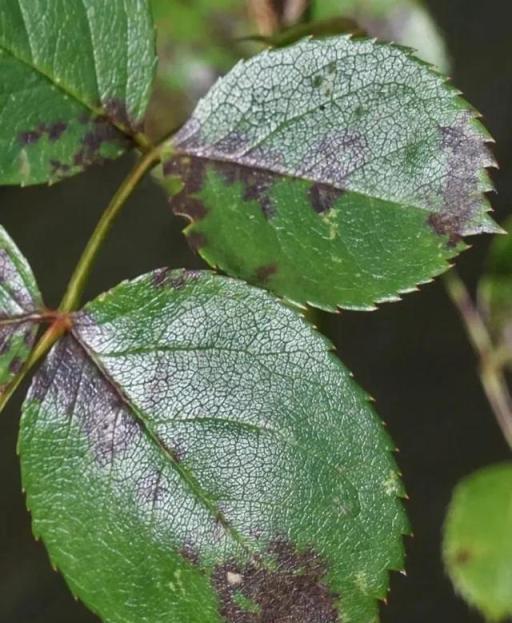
[[443, 463, 512, 621], [147, 0, 252, 140], [164, 36, 497, 311], [20, 269, 407, 623], [313, 0, 450, 72], [0, 225, 43, 398], [0, 0, 156, 185]]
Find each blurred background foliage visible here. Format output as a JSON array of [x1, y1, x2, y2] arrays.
[[1, 1, 511, 622]]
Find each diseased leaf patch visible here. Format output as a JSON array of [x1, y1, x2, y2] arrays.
[[0, 227, 43, 395], [20, 269, 407, 623], [0, 0, 156, 185], [212, 539, 340, 622], [165, 36, 497, 310]]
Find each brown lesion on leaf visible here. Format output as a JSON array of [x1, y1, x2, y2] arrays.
[[434, 115, 495, 240], [73, 116, 131, 170], [309, 183, 344, 214], [18, 121, 69, 147], [165, 155, 209, 222], [103, 97, 145, 134], [212, 539, 340, 623], [427, 213, 462, 248], [255, 264, 278, 283], [152, 268, 201, 290], [186, 232, 208, 252], [453, 548, 472, 566]]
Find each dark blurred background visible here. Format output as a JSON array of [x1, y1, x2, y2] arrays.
[[1, 1, 511, 621]]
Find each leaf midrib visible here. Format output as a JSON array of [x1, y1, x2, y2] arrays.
[[172, 148, 445, 226], [69, 328, 254, 556]]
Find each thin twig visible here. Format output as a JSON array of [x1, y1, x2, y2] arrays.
[[444, 270, 512, 448], [59, 147, 162, 313]]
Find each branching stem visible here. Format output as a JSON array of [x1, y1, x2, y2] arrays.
[[59, 147, 161, 313], [444, 270, 512, 448]]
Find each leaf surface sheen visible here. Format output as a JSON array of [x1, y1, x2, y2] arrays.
[[20, 269, 407, 623], [0, 0, 156, 185], [443, 463, 512, 621], [0, 226, 42, 395], [165, 36, 497, 311]]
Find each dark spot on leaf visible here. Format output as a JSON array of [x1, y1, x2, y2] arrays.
[[237, 168, 276, 219], [104, 98, 143, 133], [152, 267, 171, 288], [327, 62, 336, 74], [256, 264, 278, 283], [137, 469, 168, 506], [152, 268, 200, 290], [453, 549, 472, 566], [9, 356, 23, 374], [47, 121, 67, 141], [212, 539, 340, 622], [312, 75, 324, 88], [427, 213, 462, 247], [72, 117, 130, 171], [437, 115, 495, 237], [309, 183, 344, 214], [180, 542, 201, 566], [19, 130, 42, 145], [50, 159, 71, 179], [166, 156, 208, 222], [187, 232, 207, 252]]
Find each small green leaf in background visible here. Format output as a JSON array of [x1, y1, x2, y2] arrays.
[[312, 0, 450, 72], [0, 226, 43, 395], [20, 270, 407, 623], [478, 217, 512, 349], [165, 36, 497, 311], [0, 0, 156, 186], [443, 463, 512, 621]]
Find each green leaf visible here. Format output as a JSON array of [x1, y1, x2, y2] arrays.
[[443, 463, 512, 621], [313, 0, 451, 73], [20, 269, 407, 623], [0, 226, 43, 395], [0, 0, 156, 186], [164, 36, 497, 311], [478, 219, 512, 347]]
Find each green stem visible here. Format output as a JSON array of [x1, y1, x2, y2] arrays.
[[444, 270, 512, 448], [59, 147, 161, 313], [0, 147, 162, 414]]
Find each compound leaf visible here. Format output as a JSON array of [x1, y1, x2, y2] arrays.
[[0, 225, 43, 397], [20, 269, 407, 623], [164, 36, 497, 311], [0, 0, 156, 185], [443, 463, 512, 621]]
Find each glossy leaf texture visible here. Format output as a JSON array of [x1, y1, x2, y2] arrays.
[[20, 269, 408, 623], [0, 225, 43, 395], [0, 0, 156, 185], [443, 463, 512, 621], [164, 36, 497, 311], [478, 218, 512, 348]]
